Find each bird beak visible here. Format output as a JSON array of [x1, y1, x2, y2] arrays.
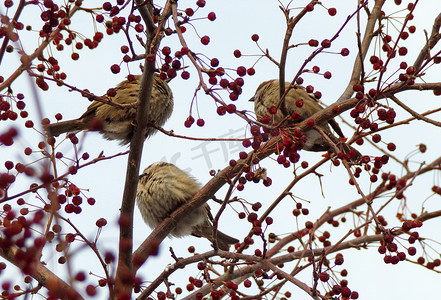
[[249, 96, 255, 102]]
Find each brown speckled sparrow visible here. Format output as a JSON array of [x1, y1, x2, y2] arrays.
[[46, 75, 173, 145], [251, 79, 360, 160], [136, 162, 239, 250]]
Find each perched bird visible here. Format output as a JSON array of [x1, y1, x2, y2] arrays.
[[46, 75, 173, 145], [250, 79, 360, 160], [136, 162, 239, 250]]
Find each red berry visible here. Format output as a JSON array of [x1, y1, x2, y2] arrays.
[[401, 31, 409, 40], [239, 151, 248, 160], [200, 35, 210, 45], [110, 64, 120, 74], [387, 143, 396, 151], [196, 119, 205, 127], [24, 147, 32, 155], [263, 178, 272, 186], [372, 134, 381, 143], [234, 67, 246, 77], [321, 39, 331, 48], [305, 3, 314, 11], [369, 56, 379, 64], [25, 120, 34, 128], [184, 116, 194, 128], [185, 8, 194, 16], [398, 47, 408, 56], [319, 272, 330, 282], [217, 106, 226, 115], [162, 46, 171, 56], [229, 92, 238, 101], [207, 12, 216, 21], [103, 2, 112, 11], [247, 68, 255, 76], [96, 14, 104, 22], [308, 39, 319, 47], [242, 139, 251, 148], [181, 71, 190, 80], [210, 58, 219, 67], [406, 66, 415, 75], [226, 104, 236, 113], [244, 279, 251, 287], [328, 8, 337, 16]]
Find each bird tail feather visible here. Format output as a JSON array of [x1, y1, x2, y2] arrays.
[[46, 119, 84, 137]]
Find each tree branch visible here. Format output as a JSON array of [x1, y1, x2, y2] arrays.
[[115, 1, 173, 296], [0, 3, 81, 92], [337, 0, 385, 103], [389, 94, 441, 127], [0, 245, 84, 299], [414, 13, 441, 70]]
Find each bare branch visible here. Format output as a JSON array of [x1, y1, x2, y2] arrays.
[[389, 94, 441, 127], [115, 1, 173, 295], [414, 13, 441, 70], [263, 260, 320, 300], [0, 245, 84, 299], [338, 0, 385, 103], [0, 3, 82, 92], [0, 0, 26, 65]]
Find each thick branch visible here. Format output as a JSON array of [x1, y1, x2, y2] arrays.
[[134, 0, 155, 33], [414, 13, 441, 70], [338, 0, 385, 103], [278, 1, 319, 115], [115, 62, 156, 285], [115, 3, 169, 297], [0, 245, 83, 299]]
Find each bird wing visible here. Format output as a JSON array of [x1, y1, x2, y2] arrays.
[[293, 86, 345, 138], [79, 101, 100, 120]]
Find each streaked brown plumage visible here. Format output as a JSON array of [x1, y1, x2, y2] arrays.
[[136, 162, 239, 251], [46, 75, 173, 145], [251, 79, 361, 160]]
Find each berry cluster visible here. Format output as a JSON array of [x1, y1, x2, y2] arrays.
[[0, 93, 27, 123]]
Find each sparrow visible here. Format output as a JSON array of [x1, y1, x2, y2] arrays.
[[250, 79, 361, 160], [136, 162, 239, 250], [46, 75, 173, 145]]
